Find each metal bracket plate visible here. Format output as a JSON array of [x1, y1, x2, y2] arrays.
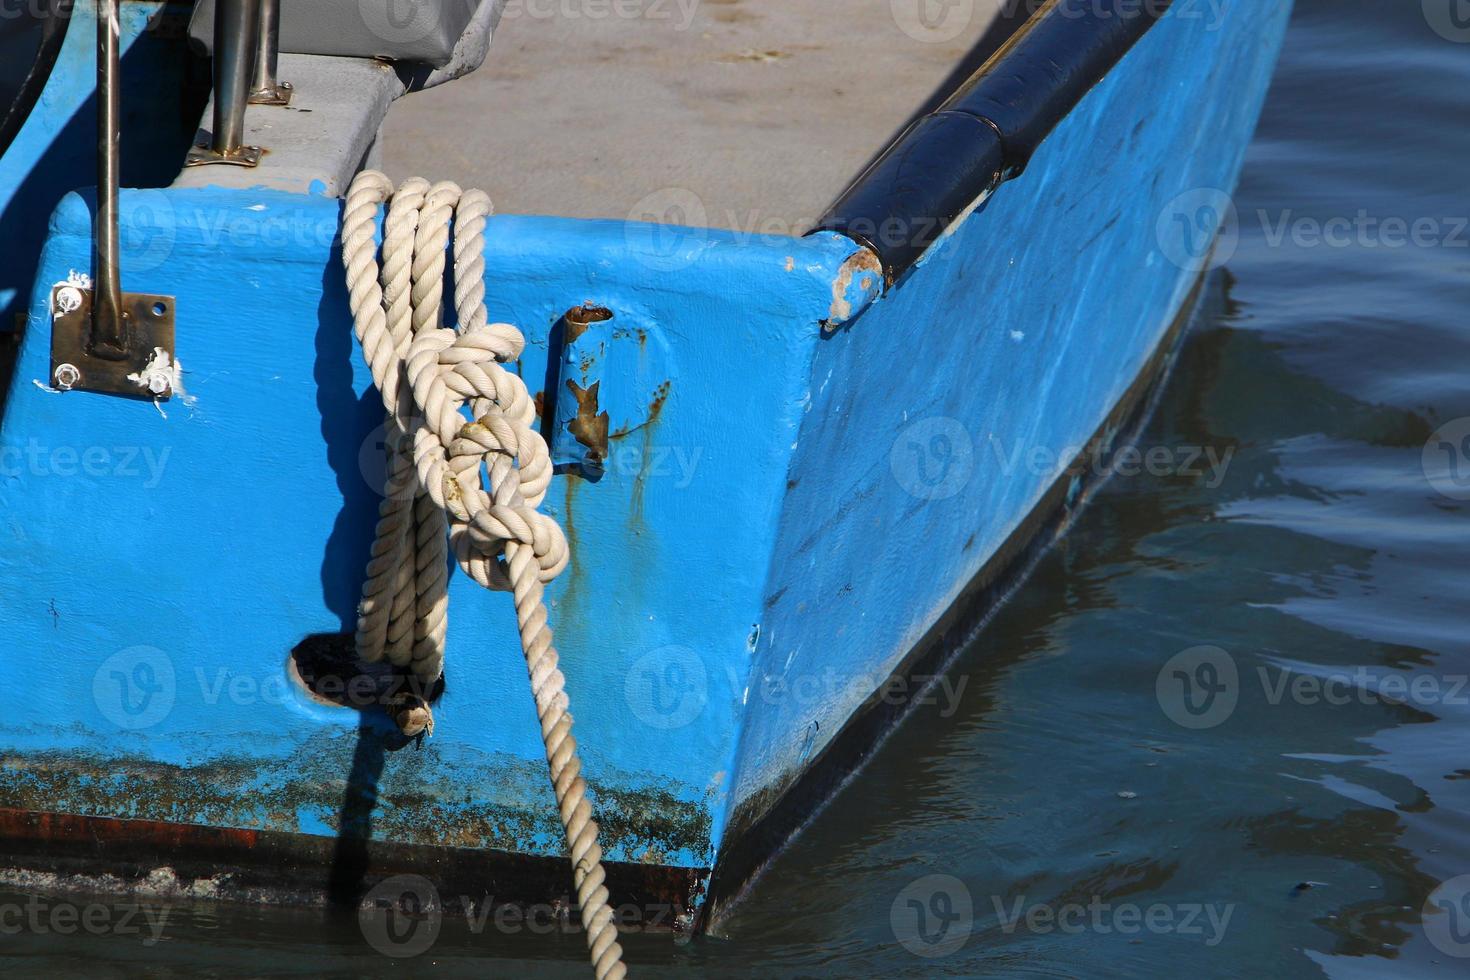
[[248, 79, 293, 106], [185, 142, 262, 168], [50, 287, 177, 400]]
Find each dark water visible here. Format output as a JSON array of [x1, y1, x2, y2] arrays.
[[6, 1, 1469, 976]]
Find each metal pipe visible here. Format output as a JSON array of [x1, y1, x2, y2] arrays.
[[92, 0, 125, 359], [211, 0, 261, 154], [249, 0, 284, 103]]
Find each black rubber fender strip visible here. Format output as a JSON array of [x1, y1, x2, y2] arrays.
[[817, 0, 1171, 287]]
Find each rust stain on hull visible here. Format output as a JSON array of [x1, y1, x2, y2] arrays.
[[559, 304, 617, 462], [566, 378, 610, 462]]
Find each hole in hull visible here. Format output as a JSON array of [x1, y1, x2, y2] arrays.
[[288, 633, 445, 711]]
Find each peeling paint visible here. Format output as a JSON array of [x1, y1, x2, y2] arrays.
[[566, 379, 610, 461], [0, 738, 711, 864], [555, 305, 615, 466], [824, 247, 883, 331]]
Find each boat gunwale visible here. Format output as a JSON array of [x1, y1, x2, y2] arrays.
[[816, 0, 1172, 287]]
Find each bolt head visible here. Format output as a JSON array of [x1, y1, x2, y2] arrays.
[[53, 363, 81, 390], [55, 286, 82, 315]]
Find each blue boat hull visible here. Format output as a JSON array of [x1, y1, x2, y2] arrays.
[[0, 0, 1291, 928]]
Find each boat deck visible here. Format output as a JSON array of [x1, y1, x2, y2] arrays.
[[382, 1, 1021, 231]]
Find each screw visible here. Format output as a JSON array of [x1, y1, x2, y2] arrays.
[[140, 371, 170, 396], [53, 363, 81, 391], [55, 286, 83, 315]]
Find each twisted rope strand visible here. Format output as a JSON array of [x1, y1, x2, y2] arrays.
[[341, 171, 626, 980]]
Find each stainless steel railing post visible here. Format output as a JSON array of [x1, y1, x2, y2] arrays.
[[52, 0, 178, 398], [92, 0, 125, 358], [211, 0, 261, 154], [186, 0, 264, 166], [248, 0, 292, 105]]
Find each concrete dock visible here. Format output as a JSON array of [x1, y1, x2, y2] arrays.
[[382, 0, 1019, 230]]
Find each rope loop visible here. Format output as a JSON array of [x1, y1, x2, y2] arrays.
[[341, 171, 626, 980]]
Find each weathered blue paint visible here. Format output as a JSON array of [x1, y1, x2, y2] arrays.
[[0, 0, 1290, 915], [730, 0, 1296, 831], [0, 1, 194, 328], [0, 186, 871, 876]]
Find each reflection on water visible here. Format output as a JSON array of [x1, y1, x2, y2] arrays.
[[720, 0, 1470, 974], [3, 0, 1467, 976]]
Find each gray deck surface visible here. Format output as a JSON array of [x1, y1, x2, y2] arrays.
[[381, 1, 1018, 230]]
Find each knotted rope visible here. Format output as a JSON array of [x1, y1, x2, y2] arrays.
[[341, 171, 626, 980]]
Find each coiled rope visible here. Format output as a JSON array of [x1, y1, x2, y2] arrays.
[[341, 171, 627, 980]]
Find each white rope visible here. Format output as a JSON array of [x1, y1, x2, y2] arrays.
[[341, 171, 626, 980]]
